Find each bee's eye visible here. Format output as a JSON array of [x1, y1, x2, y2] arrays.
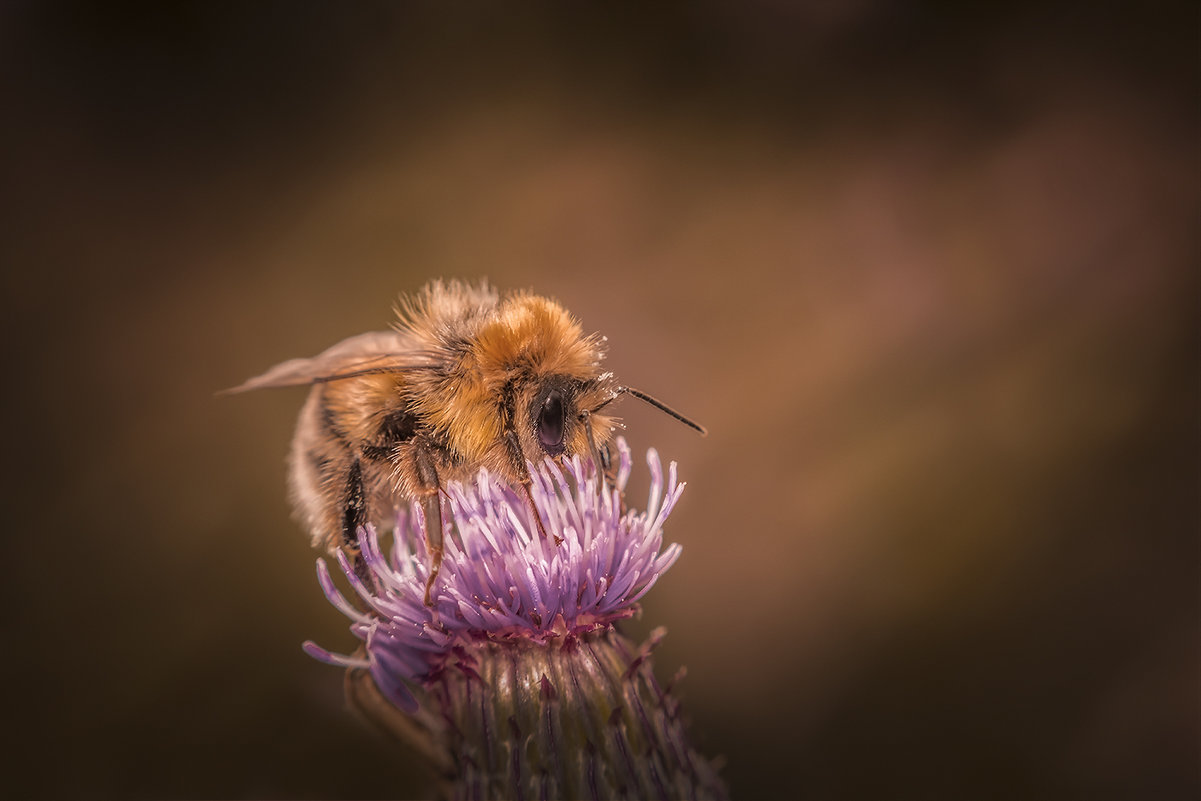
[[537, 390, 566, 454]]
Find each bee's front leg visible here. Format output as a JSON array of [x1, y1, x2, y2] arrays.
[[580, 410, 622, 517], [503, 429, 559, 545]]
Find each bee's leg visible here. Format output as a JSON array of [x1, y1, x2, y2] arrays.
[[520, 480, 560, 545], [599, 441, 619, 491], [579, 411, 618, 485], [580, 411, 602, 479], [341, 457, 373, 588], [599, 441, 613, 476], [580, 411, 622, 517], [504, 429, 559, 544], [605, 441, 629, 515], [411, 439, 444, 607]]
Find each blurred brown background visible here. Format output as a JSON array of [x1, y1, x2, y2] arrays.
[[3, 2, 1198, 799]]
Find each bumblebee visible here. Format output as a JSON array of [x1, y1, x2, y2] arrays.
[[230, 280, 703, 604]]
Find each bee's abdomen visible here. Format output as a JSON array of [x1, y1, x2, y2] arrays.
[[288, 391, 347, 549]]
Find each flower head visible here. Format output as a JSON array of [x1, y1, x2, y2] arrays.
[[304, 438, 685, 713]]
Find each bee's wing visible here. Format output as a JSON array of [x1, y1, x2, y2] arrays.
[[224, 330, 430, 393]]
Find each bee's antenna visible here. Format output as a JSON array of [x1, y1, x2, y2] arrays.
[[594, 386, 708, 436]]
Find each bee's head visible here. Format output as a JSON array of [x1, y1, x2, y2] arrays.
[[514, 373, 619, 465]]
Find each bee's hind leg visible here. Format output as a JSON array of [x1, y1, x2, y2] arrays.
[[340, 457, 374, 589]]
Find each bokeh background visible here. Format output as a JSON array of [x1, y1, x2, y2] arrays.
[[3, 2, 1197, 799]]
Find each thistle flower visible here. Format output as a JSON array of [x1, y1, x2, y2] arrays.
[[305, 439, 726, 800]]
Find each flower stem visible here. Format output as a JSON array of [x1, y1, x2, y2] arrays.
[[347, 626, 727, 801]]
